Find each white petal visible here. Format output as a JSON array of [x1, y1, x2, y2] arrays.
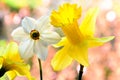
[[11, 27, 29, 42], [36, 16, 51, 32], [22, 17, 36, 33], [34, 40, 48, 60], [19, 39, 34, 60], [41, 31, 61, 44]]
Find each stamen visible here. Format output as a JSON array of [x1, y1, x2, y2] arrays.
[[30, 30, 40, 40]]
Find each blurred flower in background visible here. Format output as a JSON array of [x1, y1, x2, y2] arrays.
[[0, 42, 33, 80], [0, 0, 120, 80]]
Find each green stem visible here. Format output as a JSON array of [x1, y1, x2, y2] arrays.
[[38, 58, 43, 80], [78, 64, 84, 80]]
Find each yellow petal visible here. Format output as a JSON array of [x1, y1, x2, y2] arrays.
[[4, 42, 22, 62], [80, 7, 99, 37], [51, 45, 73, 71], [68, 43, 89, 66], [87, 36, 114, 47]]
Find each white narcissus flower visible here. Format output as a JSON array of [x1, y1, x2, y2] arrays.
[[11, 16, 61, 61]]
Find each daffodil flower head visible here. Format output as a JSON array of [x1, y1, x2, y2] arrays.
[[0, 42, 33, 80], [50, 3, 114, 71], [11, 16, 61, 61]]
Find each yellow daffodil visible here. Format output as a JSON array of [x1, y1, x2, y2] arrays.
[[0, 42, 34, 80], [50, 3, 114, 71]]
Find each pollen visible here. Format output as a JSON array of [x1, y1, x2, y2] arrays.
[[30, 30, 40, 40]]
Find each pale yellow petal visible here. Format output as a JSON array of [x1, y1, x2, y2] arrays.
[[51, 46, 73, 71], [87, 36, 115, 47], [80, 7, 99, 37]]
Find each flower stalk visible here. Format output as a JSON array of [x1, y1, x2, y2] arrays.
[[38, 58, 43, 80], [78, 64, 84, 80]]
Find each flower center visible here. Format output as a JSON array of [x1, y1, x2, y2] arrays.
[[0, 67, 7, 77], [30, 30, 40, 40]]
